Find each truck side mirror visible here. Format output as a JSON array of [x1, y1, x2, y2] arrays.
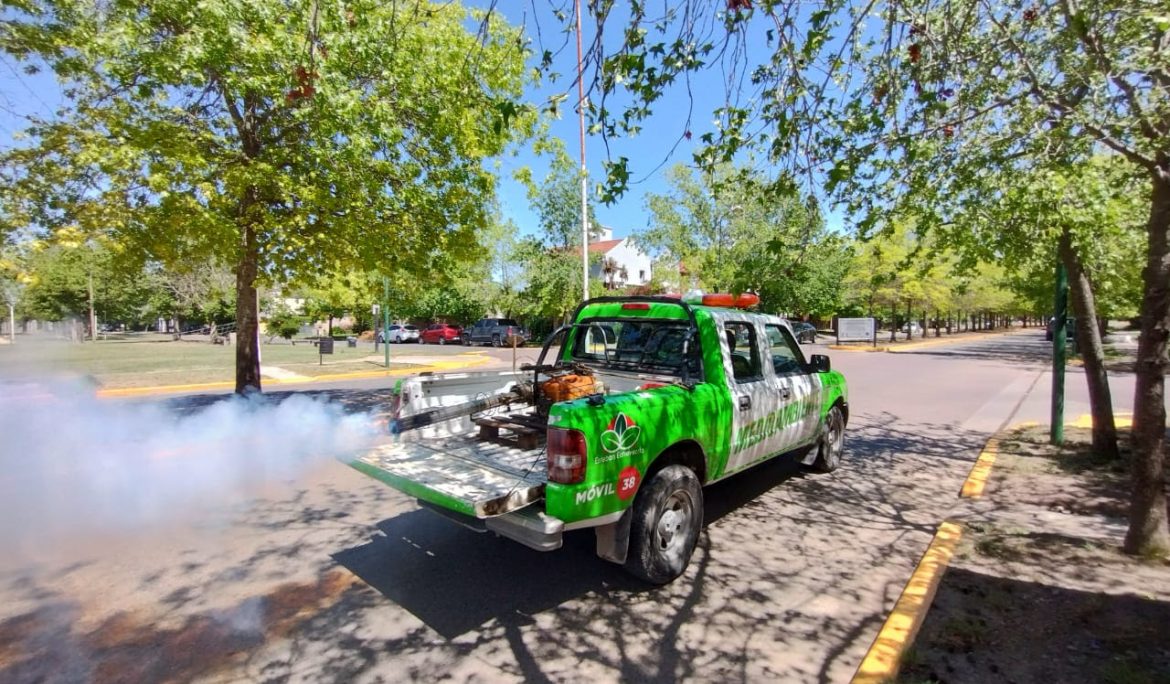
[[810, 354, 831, 373]]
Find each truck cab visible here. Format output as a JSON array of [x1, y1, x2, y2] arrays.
[[351, 296, 848, 584]]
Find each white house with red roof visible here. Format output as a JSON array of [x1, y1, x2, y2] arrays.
[[589, 227, 652, 290]]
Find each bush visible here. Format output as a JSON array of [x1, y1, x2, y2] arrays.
[[265, 308, 304, 341]]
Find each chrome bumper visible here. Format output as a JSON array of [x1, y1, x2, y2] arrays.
[[418, 501, 564, 552]]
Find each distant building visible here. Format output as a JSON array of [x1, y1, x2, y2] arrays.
[[588, 227, 652, 290]]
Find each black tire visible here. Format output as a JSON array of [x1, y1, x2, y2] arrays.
[[492, 334, 501, 347], [624, 465, 703, 585], [438, 336, 446, 346], [812, 405, 845, 473]]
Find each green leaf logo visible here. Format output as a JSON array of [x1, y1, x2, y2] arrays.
[[620, 425, 641, 450], [601, 413, 641, 454]]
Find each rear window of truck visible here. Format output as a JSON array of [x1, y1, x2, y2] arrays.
[[570, 319, 700, 376]]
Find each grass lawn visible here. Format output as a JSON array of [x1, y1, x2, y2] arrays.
[[0, 335, 412, 388]]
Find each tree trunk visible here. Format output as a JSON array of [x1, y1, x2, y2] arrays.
[[1059, 226, 1119, 461], [890, 304, 897, 343], [1125, 172, 1170, 556], [234, 220, 262, 394]]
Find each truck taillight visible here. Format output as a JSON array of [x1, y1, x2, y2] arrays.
[[547, 428, 586, 484]]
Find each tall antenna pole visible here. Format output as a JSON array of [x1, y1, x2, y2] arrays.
[[575, 0, 589, 301]]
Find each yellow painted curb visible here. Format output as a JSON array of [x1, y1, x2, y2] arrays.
[[959, 421, 1036, 499], [852, 520, 964, 684], [960, 414, 1132, 498], [96, 354, 491, 398], [828, 345, 890, 353], [960, 434, 1001, 499], [1071, 412, 1133, 429]]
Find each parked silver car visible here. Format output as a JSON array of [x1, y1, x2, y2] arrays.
[[380, 324, 419, 343]]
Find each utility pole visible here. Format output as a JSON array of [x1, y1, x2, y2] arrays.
[[1051, 238, 1070, 445], [575, 0, 589, 301]]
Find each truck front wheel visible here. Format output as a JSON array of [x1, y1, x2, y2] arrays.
[[812, 405, 845, 472], [624, 465, 703, 584]]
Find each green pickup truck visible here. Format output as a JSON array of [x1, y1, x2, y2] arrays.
[[351, 296, 848, 584]]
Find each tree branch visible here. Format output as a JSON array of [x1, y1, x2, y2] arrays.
[[1058, 0, 1161, 141]]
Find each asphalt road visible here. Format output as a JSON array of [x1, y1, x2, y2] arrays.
[[0, 328, 1125, 682]]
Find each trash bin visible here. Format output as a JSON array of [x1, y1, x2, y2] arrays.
[[347, 336, 357, 348]]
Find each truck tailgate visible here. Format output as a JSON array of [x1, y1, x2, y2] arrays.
[[350, 437, 547, 518]]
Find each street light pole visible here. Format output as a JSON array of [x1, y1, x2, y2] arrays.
[[1051, 237, 1070, 445]]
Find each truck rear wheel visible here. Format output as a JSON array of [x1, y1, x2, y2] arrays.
[[812, 405, 845, 472], [624, 465, 703, 584]]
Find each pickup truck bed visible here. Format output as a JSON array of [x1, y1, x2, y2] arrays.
[[352, 433, 546, 518]]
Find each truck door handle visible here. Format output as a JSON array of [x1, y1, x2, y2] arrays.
[[738, 395, 751, 411], [779, 386, 791, 400]]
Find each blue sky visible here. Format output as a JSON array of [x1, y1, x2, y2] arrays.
[[486, 1, 719, 241], [0, 3, 840, 243], [486, 1, 802, 242]]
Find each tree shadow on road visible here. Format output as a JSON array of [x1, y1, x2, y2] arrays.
[[896, 336, 1053, 369], [0, 393, 1018, 683], [331, 510, 648, 640]]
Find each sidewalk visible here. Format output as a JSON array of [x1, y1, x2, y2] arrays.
[[1010, 368, 1138, 426]]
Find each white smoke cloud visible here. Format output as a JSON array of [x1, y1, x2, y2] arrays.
[[0, 381, 380, 556]]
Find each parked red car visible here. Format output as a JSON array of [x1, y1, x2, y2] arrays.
[[420, 323, 463, 345]]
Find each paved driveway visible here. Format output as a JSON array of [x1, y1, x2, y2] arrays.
[[1, 329, 1102, 682]]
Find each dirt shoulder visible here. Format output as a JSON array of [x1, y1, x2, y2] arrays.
[[899, 426, 1170, 684]]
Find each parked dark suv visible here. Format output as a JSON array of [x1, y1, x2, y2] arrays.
[[462, 318, 530, 347], [1045, 316, 1076, 341], [790, 321, 817, 344]]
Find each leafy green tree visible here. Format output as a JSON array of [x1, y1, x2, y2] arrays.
[[151, 261, 236, 337], [640, 164, 849, 316], [303, 271, 369, 336], [264, 302, 304, 342], [1, 0, 534, 392], [485, 218, 526, 320], [951, 158, 1149, 461], [575, 0, 1169, 556], [513, 237, 604, 323], [19, 241, 148, 333], [518, 149, 602, 251], [513, 151, 604, 323]]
